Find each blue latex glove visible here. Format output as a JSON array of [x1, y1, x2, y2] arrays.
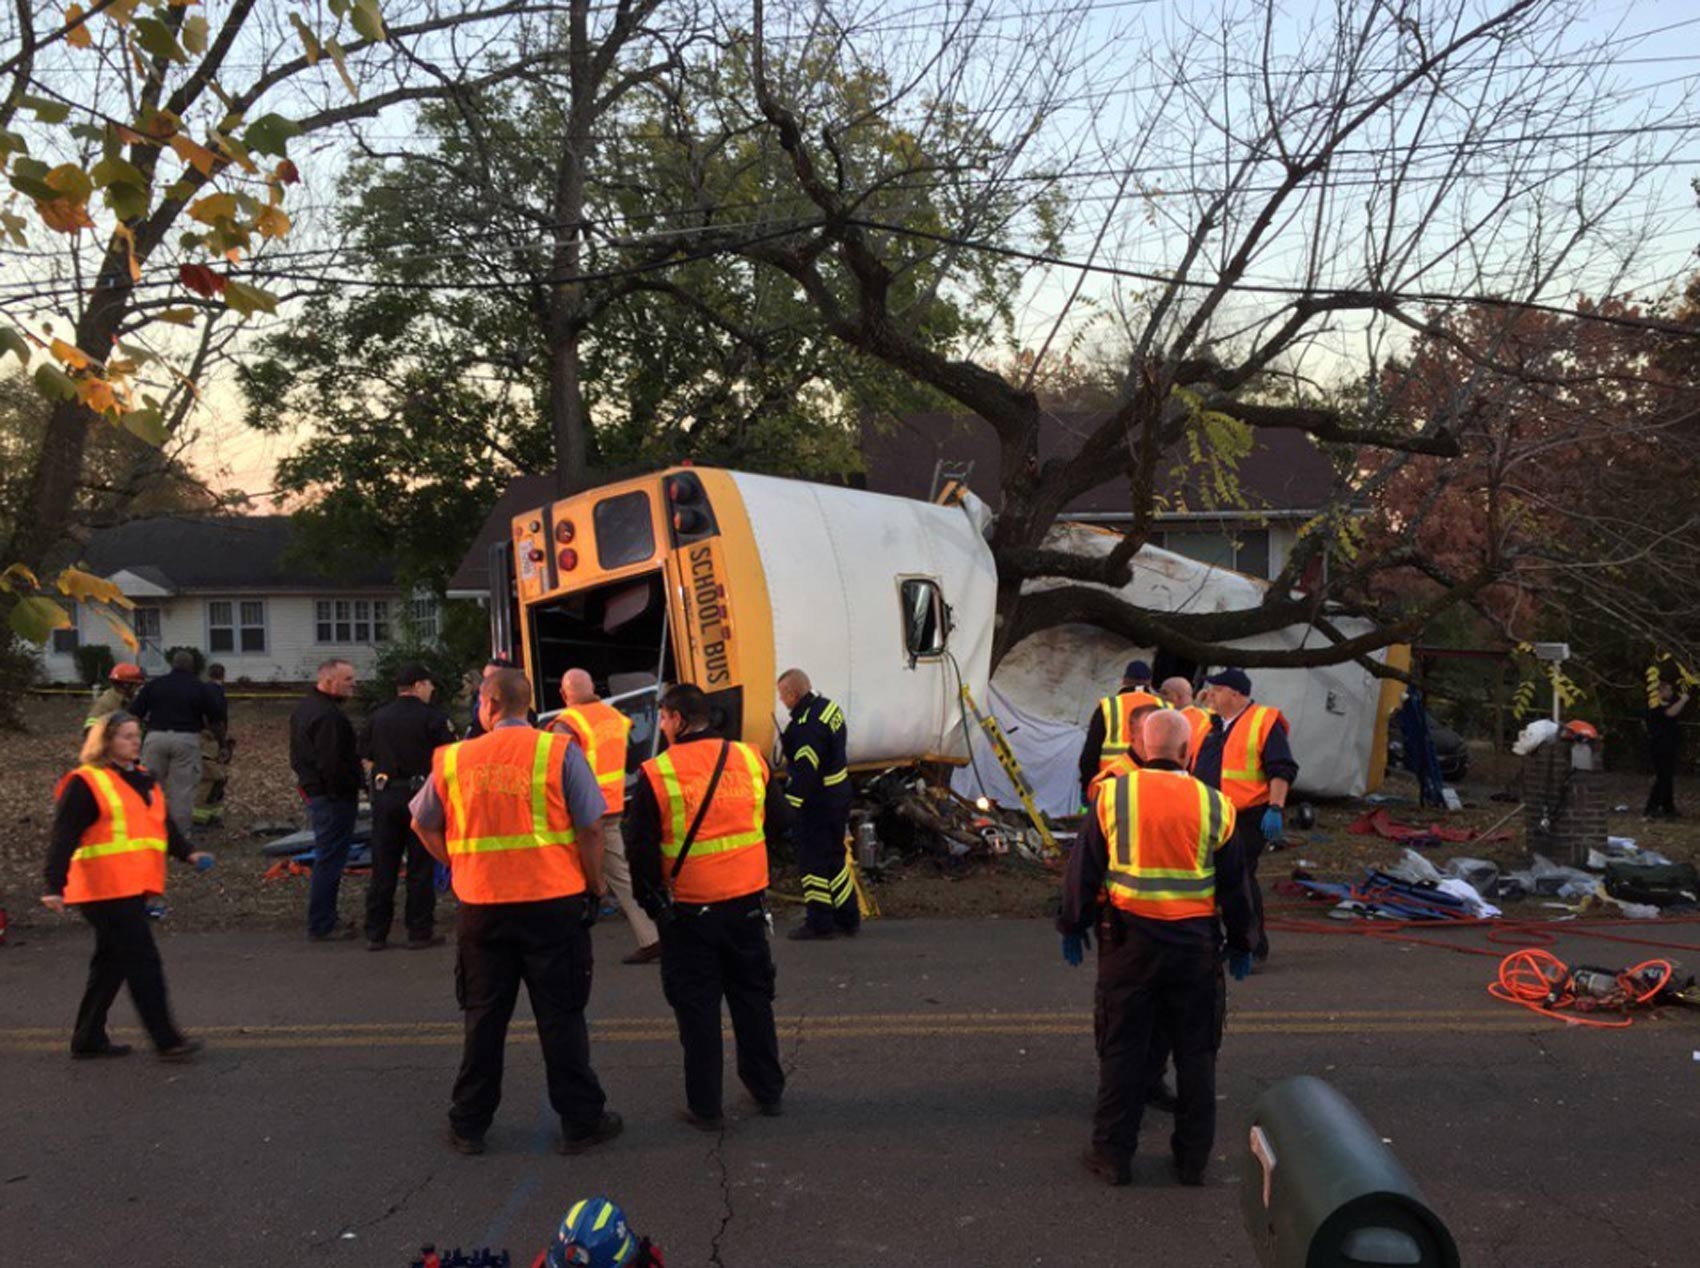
[[1061, 928, 1092, 967], [192, 853, 216, 872], [1228, 950, 1254, 981], [1260, 806, 1284, 842]]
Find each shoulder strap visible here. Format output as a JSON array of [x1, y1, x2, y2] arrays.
[[670, 740, 733, 881]]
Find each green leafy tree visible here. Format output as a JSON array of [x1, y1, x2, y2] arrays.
[[243, 39, 1010, 584]]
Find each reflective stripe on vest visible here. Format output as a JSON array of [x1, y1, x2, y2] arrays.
[[61, 765, 168, 904], [558, 701, 631, 814], [1181, 706, 1213, 765], [1218, 705, 1281, 810], [434, 728, 584, 904], [1098, 690, 1170, 765], [1098, 767, 1233, 921], [1087, 754, 1138, 801], [644, 739, 769, 904]]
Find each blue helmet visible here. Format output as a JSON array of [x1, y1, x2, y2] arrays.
[[545, 1198, 637, 1268]]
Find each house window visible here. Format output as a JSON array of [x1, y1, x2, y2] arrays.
[[209, 600, 266, 654], [315, 598, 392, 645], [1235, 530, 1271, 579], [899, 578, 947, 660], [133, 606, 162, 644], [51, 606, 79, 654], [409, 594, 441, 643], [1158, 527, 1273, 578]]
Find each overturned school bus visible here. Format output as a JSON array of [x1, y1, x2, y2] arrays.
[[490, 466, 998, 785]]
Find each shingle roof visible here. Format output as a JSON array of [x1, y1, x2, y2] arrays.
[[860, 411, 1345, 514], [446, 474, 557, 595], [447, 412, 1346, 594], [80, 516, 397, 591]]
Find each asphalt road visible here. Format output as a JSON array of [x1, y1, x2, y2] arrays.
[[3, 912, 1698, 1267]]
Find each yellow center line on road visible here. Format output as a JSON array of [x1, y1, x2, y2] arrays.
[[0, 1006, 1653, 1051], [0, 999, 1516, 1033]]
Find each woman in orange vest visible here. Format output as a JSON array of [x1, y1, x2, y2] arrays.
[[42, 712, 214, 1061]]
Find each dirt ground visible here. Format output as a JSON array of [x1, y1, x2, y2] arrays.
[[4, 695, 1696, 939]]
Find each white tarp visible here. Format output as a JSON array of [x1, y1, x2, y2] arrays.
[[731, 472, 998, 767], [949, 682, 1091, 818], [975, 524, 1391, 810]]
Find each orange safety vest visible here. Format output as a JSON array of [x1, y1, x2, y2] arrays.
[[56, 765, 169, 904], [1216, 705, 1287, 810], [1097, 766, 1236, 922], [1086, 754, 1139, 801], [1097, 690, 1170, 769], [1180, 706, 1214, 765], [430, 726, 585, 904], [642, 737, 769, 905], [552, 700, 631, 814]]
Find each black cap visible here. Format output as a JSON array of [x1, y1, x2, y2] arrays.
[[1204, 668, 1252, 696], [395, 662, 432, 687], [1122, 659, 1153, 683]]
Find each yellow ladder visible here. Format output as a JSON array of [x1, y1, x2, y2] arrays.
[[958, 685, 1060, 857]]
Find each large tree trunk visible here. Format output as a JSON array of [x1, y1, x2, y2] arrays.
[[0, 287, 130, 617], [547, 0, 595, 497]]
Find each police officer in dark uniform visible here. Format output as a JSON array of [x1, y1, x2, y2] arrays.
[[775, 668, 857, 941], [359, 662, 456, 950]]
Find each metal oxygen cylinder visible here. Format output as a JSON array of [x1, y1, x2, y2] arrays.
[[1569, 968, 1619, 1000]]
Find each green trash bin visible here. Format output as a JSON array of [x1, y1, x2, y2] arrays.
[[1242, 1076, 1459, 1268]]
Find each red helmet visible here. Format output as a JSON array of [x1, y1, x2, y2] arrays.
[[110, 663, 146, 684], [1563, 719, 1600, 741]]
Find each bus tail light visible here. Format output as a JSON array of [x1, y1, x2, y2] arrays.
[[554, 519, 576, 544], [558, 548, 579, 571]]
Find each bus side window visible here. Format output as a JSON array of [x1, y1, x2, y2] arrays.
[[900, 578, 949, 662]]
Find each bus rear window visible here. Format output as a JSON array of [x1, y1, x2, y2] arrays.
[[594, 492, 655, 570]]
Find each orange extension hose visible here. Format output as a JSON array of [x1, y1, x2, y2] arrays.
[[1485, 948, 1674, 1028]]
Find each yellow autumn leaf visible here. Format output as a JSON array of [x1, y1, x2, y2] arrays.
[[49, 337, 92, 369], [58, 568, 131, 607], [36, 198, 96, 233], [188, 191, 239, 224], [169, 133, 221, 177], [103, 612, 141, 652], [65, 4, 93, 48], [113, 222, 143, 282], [77, 376, 118, 415], [254, 203, 290, 239], [155, 306, 198, 325], [0, 562, 41, 592]]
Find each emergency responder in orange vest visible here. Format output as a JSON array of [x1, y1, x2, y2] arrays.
[[1059, 710, 1256, 1188], [1078, 660, 1169, 802], [551, 667, 658, 965], [42, 712, 214, 1061], [626, 683, 785, 1131], [1084, 701, 1164, 801], [1160, 676, 1214, 765], [409, 669, 622, 1157], [1190, 668, 1298, 965], [776, 667, 857, 941]]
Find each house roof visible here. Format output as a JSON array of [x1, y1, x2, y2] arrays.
[[447, 474, 557, 596], [859, 411, 1344, 516], [80, 516, 398, 592], [446, 412, 1344, 595]]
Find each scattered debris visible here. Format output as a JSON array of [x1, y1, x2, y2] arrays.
[[1488, 948, 1689, 1028], [1347, 808, 1512, 849]]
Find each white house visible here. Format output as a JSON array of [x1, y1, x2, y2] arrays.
[[40, 516, 434, 684]]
